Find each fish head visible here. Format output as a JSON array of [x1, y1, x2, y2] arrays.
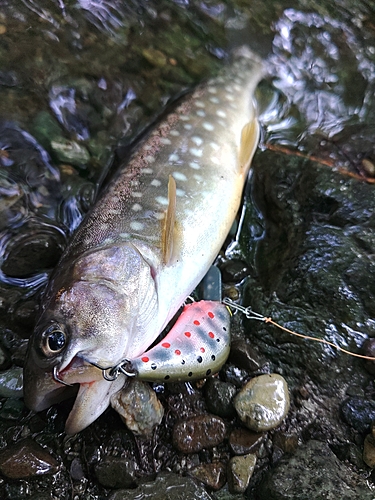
[[24, 243, 159, 434]]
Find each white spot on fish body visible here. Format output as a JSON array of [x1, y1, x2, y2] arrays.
[[132, 203, 143, 211], [196, 110, 206, 117], [190, 148, 203, 157], [160, 137, 172, 145], [193, 174, 203, 181], [189, 161, 200, 170], [131, 192, 143, 198], [143, 144, 152, 151], [119, 232, 130, 239], [209, 97, 220, 104], [208, 86, 217, 93], [170, 130, 180, 136], [173, 171, 187, 181], [130, 221, 144, 231], [180, 115, 190, 121], [191, 136, 203, 146], [226, 94, 234, 101], [176, 188, 185, 197], [141, 167, 153, 174], [211, 156, 221, 165], [225, 85, 233, 93], [154, 212, 165, 220], [155, 196, 169, 206], [194, 101, 205, 108], [218, 120, 226, 127], [151, 179, 161, 187], [184, 124, 192, 130], [169, 153, 180, 162], [216, 110, 226, 118], [203, 122, 214, 131], [145, 155, 155, 163], [210, 142, 220, 151]]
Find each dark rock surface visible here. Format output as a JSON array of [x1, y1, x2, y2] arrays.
[[257, 440, 373, 500]]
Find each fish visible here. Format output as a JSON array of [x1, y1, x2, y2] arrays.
[[23, 47, 263, 434]]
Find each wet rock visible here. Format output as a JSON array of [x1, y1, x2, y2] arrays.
[[256, 440, 373, 500], [340, 397, 375, 434], [229, 428, 265, 455], [70, 457, 85, 481], [0, 345, 11, 370], [229, 339, 265, 372], [0, 438, 59, 479], [363, 434, 375, 468], [0, 398, 25, 420], [227, 453, 257, 493], [173, 414, 226, 453], [0, 366, 23, 397], [234, 374, 290, 432], [204, 378, 237, 418], [362, 338, 375, 375], [110, 379, 164, 436], [221, 260, 249, 283], [94, 457, 137, 489], [109, 471, 214, 500], [222, 365, 249, 388], [188, 462, 226, 491]]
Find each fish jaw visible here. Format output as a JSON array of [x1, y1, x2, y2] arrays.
[[63, 372, 126, 435]]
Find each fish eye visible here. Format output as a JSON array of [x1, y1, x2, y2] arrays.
[[42, 325, 66, 356]]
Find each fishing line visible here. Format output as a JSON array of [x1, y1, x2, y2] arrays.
[[223, 297, 375, 362]]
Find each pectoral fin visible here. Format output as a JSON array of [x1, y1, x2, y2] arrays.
[[161, 175, 177, 265], [129, 301, 230, 382], [239, 116, 260, 173]]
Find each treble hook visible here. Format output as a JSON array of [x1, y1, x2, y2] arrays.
[[87, 359, 137, 381], [53, 365, 73, 387]]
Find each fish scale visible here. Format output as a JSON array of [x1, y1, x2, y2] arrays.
[[24, 47, 263, 434]]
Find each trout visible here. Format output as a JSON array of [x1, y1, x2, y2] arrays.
[[24, 48, 263, 434]]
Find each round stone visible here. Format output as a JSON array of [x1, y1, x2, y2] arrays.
[[234, 374, 290, 432]]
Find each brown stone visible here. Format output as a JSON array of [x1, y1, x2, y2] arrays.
[[229, 428, 265, 455], [173, 414, 226, 453], [189, 462, 226, 491], [0, 438, 59, 479]]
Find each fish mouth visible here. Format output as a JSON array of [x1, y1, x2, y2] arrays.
[[24, 355, 125, 435]]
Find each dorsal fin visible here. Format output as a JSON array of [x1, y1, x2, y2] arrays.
[[239, 116, 260, 174], [162, 175, 177, 265]]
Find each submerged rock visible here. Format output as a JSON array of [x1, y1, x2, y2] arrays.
[[234, 374, 290, 432]]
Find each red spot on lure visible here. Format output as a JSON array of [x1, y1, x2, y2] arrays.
[[129, 300, 230, 382]]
